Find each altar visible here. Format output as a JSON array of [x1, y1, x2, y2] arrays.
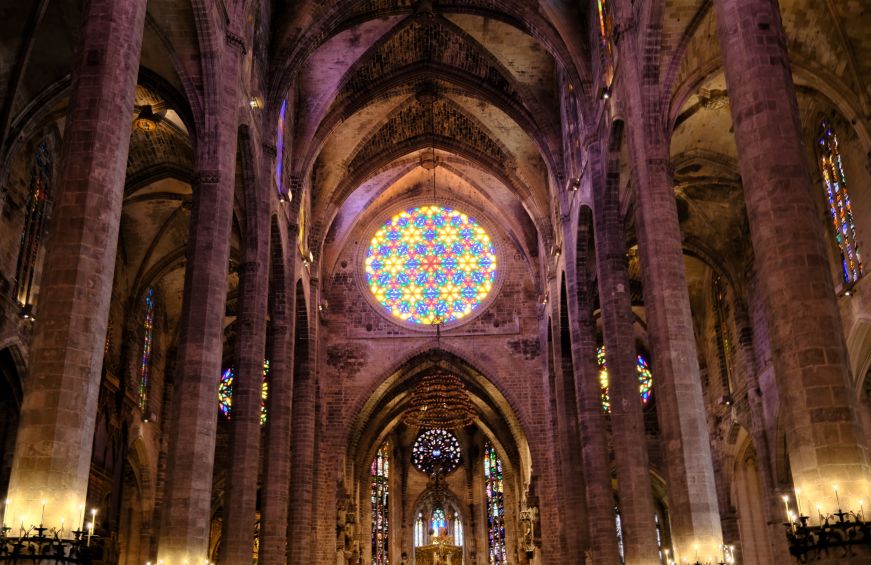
[[414, 543, 463, 565]]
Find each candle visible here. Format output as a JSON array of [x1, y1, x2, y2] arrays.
[[40, 500, 46, 527], [833, 485, 841, 510], [59, 517, 64, 535], [86, 522, 92, 546], [782, 495, 791, 522], [795, 488, 802, 516], [859, 500, 865, 519]]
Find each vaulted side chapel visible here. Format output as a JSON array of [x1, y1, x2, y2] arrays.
[[0, 1, 870, 564]]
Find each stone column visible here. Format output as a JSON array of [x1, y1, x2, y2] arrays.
[[259, 222, 296, 565], [287, 278, 315, 564], [591, 135, 661, 564], [5, 0, 146, 531], [613, 1, 723, 557], [549, 309, 587, 561], [714, 0, 871, 516], [732, 306, 786, 562], [569, 205, 623, 565], [220, 141, 271, 563], [156, 37, 244, 563]]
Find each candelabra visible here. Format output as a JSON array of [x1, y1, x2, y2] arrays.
[[783, 509, 871, 562], [0, 525, 102, 563]]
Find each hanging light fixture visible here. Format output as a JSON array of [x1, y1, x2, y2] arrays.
[[403, 367, 476, 429]]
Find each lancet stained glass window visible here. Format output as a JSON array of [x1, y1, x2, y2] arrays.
[[138, 288, 155, 411], [371, 444, 390, 565], [484, 441, 506, 565], [712, 275, 734, 394], [15, 142, 51, 307], [615, 507, 625, 564], [597, 346, 653, 413], [412, 429, 461, 475], [414, 513, 425, 547], [218, 361, 270, 425], [597, 0, 615, 86], [454, 512, 464, 546], [818, 120, 862, 284], [366, 205, 497, 325], [275, 99, 287, 197], [431, 508, 446, 536]]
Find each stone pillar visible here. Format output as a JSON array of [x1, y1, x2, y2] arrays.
[[714, 0, 871, 516], [156, 37, 244, 563], [591, 135, 661, 564], [569, 205, 623, 565], [732, 306, 786, 562], [220, 141, 271, 563], [259, 222, 296, 565], [287, 279, 315, 564], [5, 0, 146, 531], [549, 308, 587, 561], [613, 1, 723, 557]]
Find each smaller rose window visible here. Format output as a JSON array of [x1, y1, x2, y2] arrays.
[[412, 429, 462, 475]]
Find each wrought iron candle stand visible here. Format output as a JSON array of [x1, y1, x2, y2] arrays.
[[784, 509, 871, 562], [0, 525, 101, 563]]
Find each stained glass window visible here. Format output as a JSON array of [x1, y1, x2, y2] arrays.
[[454, 512, 464, 546], [15, 142, 51, 308], [218, 360, 270, 425], [597, 346, 653, 413], [712, 275, 734, 394], [365, 205, 497, 325], [371, 444, 390, 565], [818, 121, 862, 284], [275, 99, 287, 197], [655, 513, 664, 564], [484, 441, 506, 565], [615, 507, 625, 564], [139, 288, 155, 411], [431, 508, 446, 537], [412, 429, 461, 475], [414, 513, 425, 547], [597, 0, 615, 87]]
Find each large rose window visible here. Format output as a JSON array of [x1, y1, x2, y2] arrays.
[[365, 205, 497, 325]]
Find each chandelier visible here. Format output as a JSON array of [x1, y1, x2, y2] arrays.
[[403, 368, 475, 429]]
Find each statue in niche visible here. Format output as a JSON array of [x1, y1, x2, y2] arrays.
[[519, 506, 538, 554], [335, 498, 357, 565]]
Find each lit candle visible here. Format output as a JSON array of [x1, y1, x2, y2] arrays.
[[59, 517, 64, 535], [86, 522, 92, 546], [833, 485, 841, 510], [40, 500, 46, 527], [782, 495, 791, 522], [795, 488, 802, 516], [859, 500, 865, 519]]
